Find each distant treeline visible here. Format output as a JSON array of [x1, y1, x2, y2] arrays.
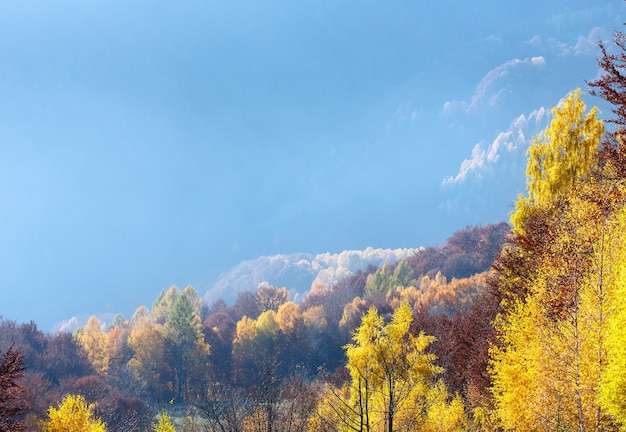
[[0, 222, 507, 431]]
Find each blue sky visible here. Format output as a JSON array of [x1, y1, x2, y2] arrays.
[[1, 1, 624, 331]]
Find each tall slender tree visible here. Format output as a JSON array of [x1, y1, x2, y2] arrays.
[[490, 89, 626, 430], [77, 316, 109, 376], [127, 317, 168, 400], [323, 302, 465, 431], [511, 89, 603, 231], [598, 206, 626, 429], [164, 293, 211, 402]]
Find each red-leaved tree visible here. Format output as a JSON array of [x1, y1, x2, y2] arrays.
[[589, 27, 626, 176], [0, 345, 28, 431]]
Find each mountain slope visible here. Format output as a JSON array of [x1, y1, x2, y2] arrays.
[[203, 247, 423, 304]]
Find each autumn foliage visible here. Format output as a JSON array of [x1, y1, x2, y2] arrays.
[[488, 87, 626, 429], [0, 221, 505, 431], [0, 346, 28, 431], [5, 16, 626, 431], [42, 393, 106, 432]]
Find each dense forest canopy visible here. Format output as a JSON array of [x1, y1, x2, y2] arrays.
[[0, 222, 507, 431]]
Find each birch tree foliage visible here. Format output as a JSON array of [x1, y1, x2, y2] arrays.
[[152, 411, 176, 432], [127, 317, 168, 398], [491, 184, 625, 431], [338, 302, 465, 431], [599, 206, 626, 430], [512, 89, 603, 232], [489, 295, 545, 431], [42, 394, 107, 432], [77, 316, 109, 376]]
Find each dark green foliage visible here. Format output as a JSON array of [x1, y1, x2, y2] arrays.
[[393, 259, 415, 287], [364, 259, 416, 297], [152, 286, 180, 325], [364, 263, 396, 296], [164, 293, 211, 402], [165, 295, 203, 351]]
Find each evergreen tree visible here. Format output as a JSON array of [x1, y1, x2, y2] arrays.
[[393, 260, 415, 288], [164, 294, 211, 402]]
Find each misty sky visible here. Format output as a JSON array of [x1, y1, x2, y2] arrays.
[[1, 1, 625, 331]]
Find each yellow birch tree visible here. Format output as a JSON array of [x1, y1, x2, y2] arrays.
[[77, 316, 109, 376], [512, 88, 603, 232], [599, 206, 626, 429], [328, 302, 465, 431], [490, 87, 626, 430], [42, 394, 106, 432]]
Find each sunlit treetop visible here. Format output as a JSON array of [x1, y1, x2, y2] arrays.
[[512, 89, 604, 232]]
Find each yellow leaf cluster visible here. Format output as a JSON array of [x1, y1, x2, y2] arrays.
[[324, 302, 466, 431], [152, 411, 176, 432], [491, 86, 626, 430], [42, 394, 106, 432], [512, 89, 603, 232]]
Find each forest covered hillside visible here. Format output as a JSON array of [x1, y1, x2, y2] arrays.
[[0, 222, 508, 431], [204, 221, 509, 308], [203, 247, 422, 305]]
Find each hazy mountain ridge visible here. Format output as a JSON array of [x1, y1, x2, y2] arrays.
[[54, 221, 509, 333], [51, 247, 420, 333], [203, 246, 423, 305], [15, 222, 512, 431]]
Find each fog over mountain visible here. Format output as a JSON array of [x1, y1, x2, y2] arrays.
[[53, 247, 420, 332], [203, 247, 422, 305]]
